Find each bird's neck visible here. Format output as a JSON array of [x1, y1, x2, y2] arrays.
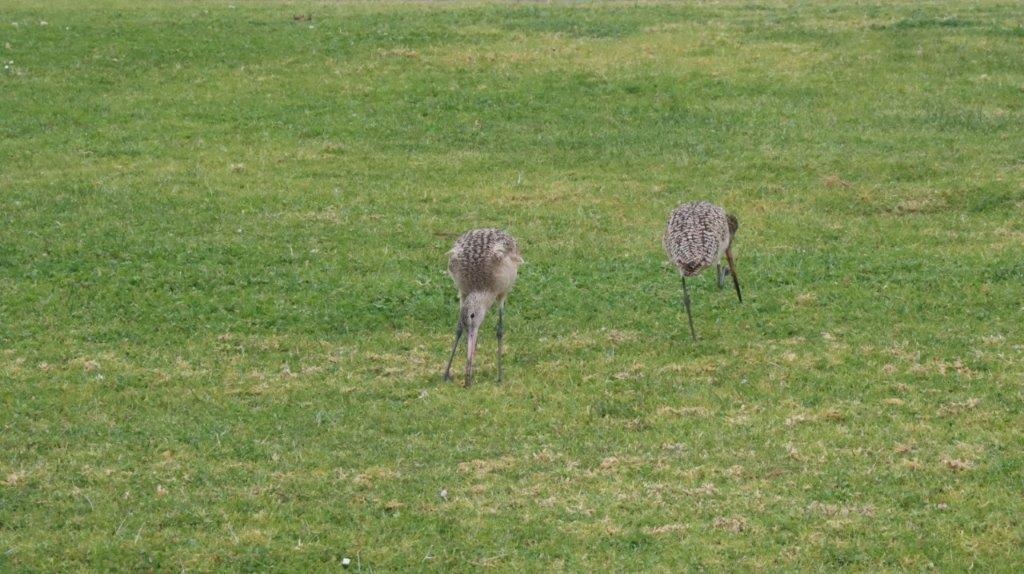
[[463, 291, 496, 310]]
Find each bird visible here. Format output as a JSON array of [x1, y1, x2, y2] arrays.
[[663, 200, 743, 340], [443, 228, 523, 387]]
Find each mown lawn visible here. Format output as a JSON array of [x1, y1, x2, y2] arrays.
[[2, 0, 1023, 570]]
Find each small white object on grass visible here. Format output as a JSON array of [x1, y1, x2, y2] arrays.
[[342, 557, 351, 568]]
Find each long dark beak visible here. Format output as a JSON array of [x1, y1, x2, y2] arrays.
[[464, 323, 479, 388], [725, 247, 742, 303]]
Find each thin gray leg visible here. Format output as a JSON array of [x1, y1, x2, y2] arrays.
[[716, 264, 725, 290], [496, 304, 504, 383], [443, 320, 463, 381], [682, 276, 697, 341]]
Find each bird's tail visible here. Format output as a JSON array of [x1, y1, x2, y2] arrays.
[[678, 261, 704, 276]]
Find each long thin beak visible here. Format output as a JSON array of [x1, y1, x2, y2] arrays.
[[464, 325, 479, 388], [725, 247, 742, 303]]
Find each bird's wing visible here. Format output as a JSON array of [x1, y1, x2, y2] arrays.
[[490, 240, 522, 264], [446, 243, 463, 277]]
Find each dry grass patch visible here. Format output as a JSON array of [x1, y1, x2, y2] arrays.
[[941, 458, 972, 472], [713, 516, 748, 533], [656, 405, 711, 418], [644, 523, 688, 535], [938, 398, 981, 417], [458, 456, 518, 478]]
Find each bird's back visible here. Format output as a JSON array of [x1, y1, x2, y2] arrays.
[[663, 201, 730, 276], [448, 228, 522, 296]]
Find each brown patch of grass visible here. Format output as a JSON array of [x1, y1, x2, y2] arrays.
[[659, 359, 719, 376], [819, 408, 845, 422], [795, 292, 818, 306], [727, 413, 750, 426], [785, 413, 810, 426], [901, 458, 923, 470], [645, 523, 688, 535], [604, 329, 639, 343], [713, 516, 748, 533], [75, 358, 101, 371], [944, 359, 975, 377], [547, 331, 599, 352], [352, 466, 400, 488], [893, 197, 943, 215], [823, 175, 852, 189], [378, 48, 419, 59], [981, 334, 1006, 346], [941, 457, 973, 472], [613, 368, 642, 381], [685, 483, 718, 496], [537, 495, 559, 508], [531, 449, 560, 463], [458, 456, 516, 478], [656, 406, 710, 418], [807, 501, 876, 517], [938, 398, 980, 416]]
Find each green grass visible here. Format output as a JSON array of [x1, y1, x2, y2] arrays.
[[2, 0, 1023, 570]]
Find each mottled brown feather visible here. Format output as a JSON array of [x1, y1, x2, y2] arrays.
[[663, 201, 733, 276], [448, 228, 522, 297]]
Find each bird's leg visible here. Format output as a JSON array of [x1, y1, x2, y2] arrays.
[[681, 275, 697, 341], [716, 264, 725, 290], [442, 318, 463, 382], [725, 246, 743, 303], [496, 303, 504, 384]]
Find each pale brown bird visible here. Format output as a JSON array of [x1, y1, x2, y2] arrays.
[[443, 228, 523, 387], [663, 201, 742, 340]]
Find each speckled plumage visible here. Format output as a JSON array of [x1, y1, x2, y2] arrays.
[[448, 228, 522, 298], [663, 201, 735, 276]]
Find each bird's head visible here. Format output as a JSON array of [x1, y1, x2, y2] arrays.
[[460, 292, 493, 332], [459, 292, 493, 365], [726, 213, 739, 238]]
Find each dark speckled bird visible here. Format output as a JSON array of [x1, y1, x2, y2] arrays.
[[443, 228, 523, 387], [663, 201, 743, 340]]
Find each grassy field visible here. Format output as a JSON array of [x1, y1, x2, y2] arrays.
[[2, 0, 1023, 570]]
